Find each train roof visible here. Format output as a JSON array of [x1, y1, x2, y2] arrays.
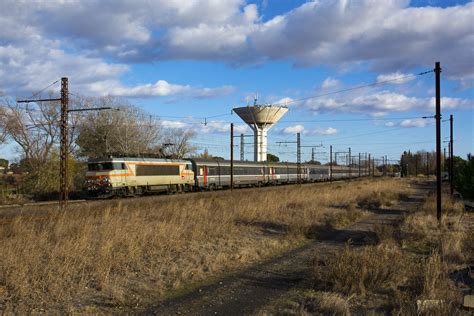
[[88, 157, 190, 163]]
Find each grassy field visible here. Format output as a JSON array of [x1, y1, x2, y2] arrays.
[[0, 178, 413, 312], [261, 187, 473, 315]]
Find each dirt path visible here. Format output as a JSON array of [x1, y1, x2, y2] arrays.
[[151, 181, 432, 315]]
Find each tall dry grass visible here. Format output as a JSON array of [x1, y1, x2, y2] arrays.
[[310, 187, 469, 315], [0, 178, 410, 312], [401, 192, 468, 262]]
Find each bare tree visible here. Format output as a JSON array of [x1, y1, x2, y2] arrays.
[[0, 105, 8, 145], [75, 96, 162, 158], [0, 95, 84, 169], [162, 129, 197, 158]]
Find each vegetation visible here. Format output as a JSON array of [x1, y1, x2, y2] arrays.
[[268, 188, 471, 315], [0, 178, 409, 312], [452, 154, 473, 199], [267, 153, 280, 162], [400, 150, 438, 176], [0, 95, 197, 200]]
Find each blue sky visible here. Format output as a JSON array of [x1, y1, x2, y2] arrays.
[[0, 0, 472, 163]]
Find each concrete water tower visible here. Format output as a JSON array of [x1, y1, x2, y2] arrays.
[[233, 100, 288, 162]]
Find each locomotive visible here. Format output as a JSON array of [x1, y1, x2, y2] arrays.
[[84, 156, 367, 197]]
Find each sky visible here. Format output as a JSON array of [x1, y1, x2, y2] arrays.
[[0, 0, 473, 163]]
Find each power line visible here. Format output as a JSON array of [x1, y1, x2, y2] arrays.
[[25, 79, 60, 100], [270, 70, 434, 107]]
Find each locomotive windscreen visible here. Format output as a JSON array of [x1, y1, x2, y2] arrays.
[[136, 164, 180, 176]]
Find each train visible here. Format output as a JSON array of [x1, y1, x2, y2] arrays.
[[84, 156, 369, 197]]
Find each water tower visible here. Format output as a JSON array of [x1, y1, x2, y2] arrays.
[[233, 101, 288, 162]]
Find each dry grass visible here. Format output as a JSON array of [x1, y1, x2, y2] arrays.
[[401, 193, 468, 262], [316, 243, 407, 296], [356, 190, 398, 209], [310, 186, 470, 315], [256, 290, 350, 316], [0, 178, 411, 312]]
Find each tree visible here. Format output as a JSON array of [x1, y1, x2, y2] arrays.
[[195, 149, 224, 160], [162, 129, 197, 158], [75, 96, 162, 158], [0, 106, 8, 145], [267, 153, 280, 162], [453, 154, 473, 199], [0, 97, 81, 172], [0, 158, 8, 169]]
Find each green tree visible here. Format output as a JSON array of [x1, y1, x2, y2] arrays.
[[23, 151, 83, 195], [0, 158, 8, 168], [453, 154, 473, 199], [267, 153, 280, 162]]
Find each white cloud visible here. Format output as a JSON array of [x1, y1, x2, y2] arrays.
[[0, 0, 473, 98], [321, 77, 340, 90], [273, 97, 295, 106], [252, 1, 474, 80], [283, 124, 305, 134], [385, 121, 395, 127], [400, 119, 429, 128], [201, 122, 248, 134], [160, 120, 189, 129], [376, 72, 415, 84], [302, 91, 470, 116], [281, 125, 337, 136], [311, 127, 338, 135], [89, 80, 234, 98]]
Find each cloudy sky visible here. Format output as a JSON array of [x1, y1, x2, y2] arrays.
[[1, 0, 472, 162]]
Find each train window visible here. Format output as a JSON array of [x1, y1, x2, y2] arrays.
[[208, 166, 218, 175], [200, 168, 204, 176], [136, 164, 180, 176], [88, 162, 126, 171]]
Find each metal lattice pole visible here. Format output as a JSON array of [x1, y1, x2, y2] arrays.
[[435, 62, 442, 222], [450, 114, 454, 195], [240, 133, 244, 161], [230, 123, 234, 190], [297, 132, 301, 184], [60, 77, 69, 206], [330, 145, 333, 183]]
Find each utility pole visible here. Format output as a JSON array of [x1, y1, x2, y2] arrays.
[[348, 147, 351, 179], [450, 114, 454, 195], [240, 133, 244, 161], [60, 78, 68, 205], [372, 157, 375, 176], [368, 153, 371, 177], [330, 145, 333, 183], [312, 147, 315, 162], [358, 153, 361, 177], [17, 77, 111, 207], [297, 132, 301, 184], [230, 123, 234, 191], [444, 147, 446, 170], [415, 155, 418, 177], [435, 61, 442, 222], [426, 152, 429, 176]]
